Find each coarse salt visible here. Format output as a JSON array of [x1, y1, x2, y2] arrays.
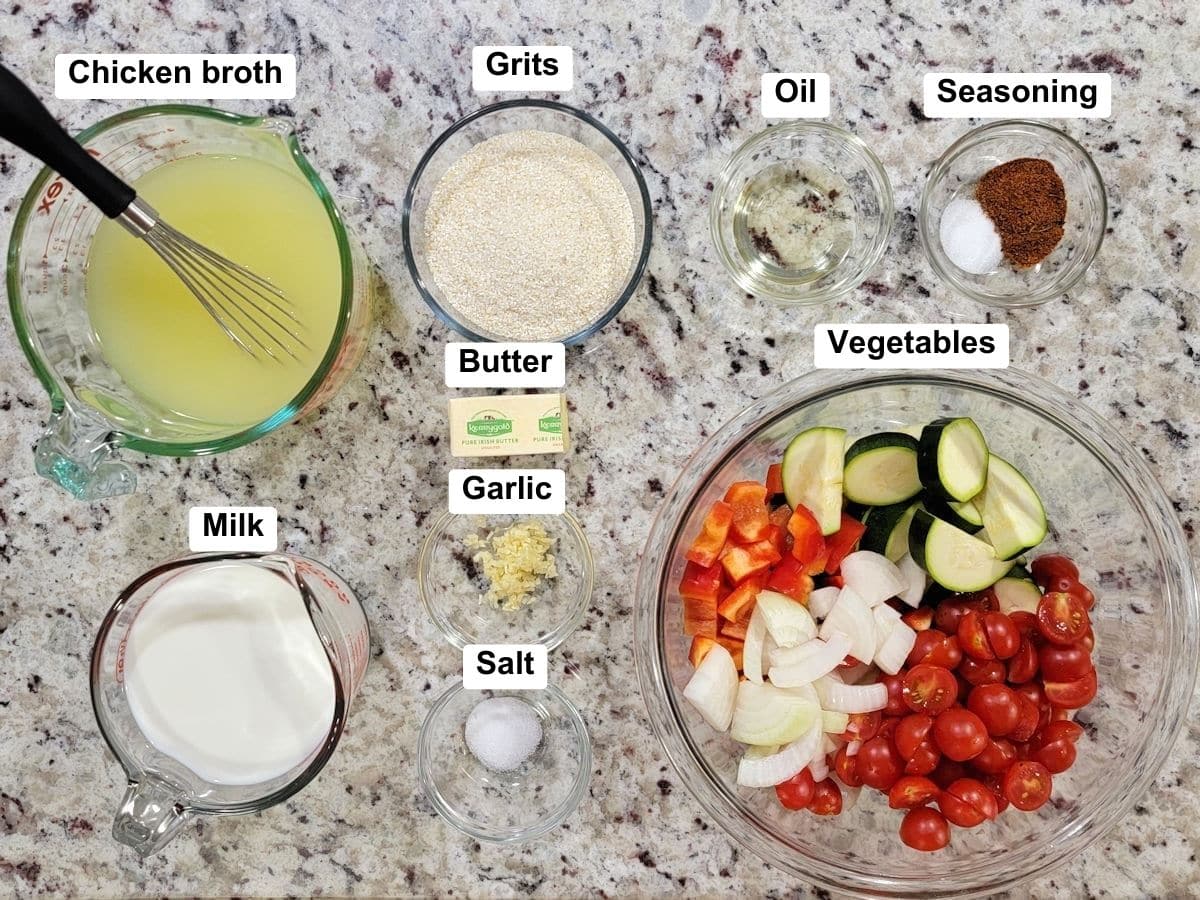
[[939, 196, 1003, 275], [465, 696, 544, 772]]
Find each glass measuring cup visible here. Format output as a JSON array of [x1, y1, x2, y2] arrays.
[[5, 105, 373, 500], [90, 552, 370, 856]]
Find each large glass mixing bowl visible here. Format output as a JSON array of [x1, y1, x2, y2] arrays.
[[634, 368, 1197, 898]]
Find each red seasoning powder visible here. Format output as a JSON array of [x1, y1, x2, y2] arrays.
[[975, 158, 1067, 268]]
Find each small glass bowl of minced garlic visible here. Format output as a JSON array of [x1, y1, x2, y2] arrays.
[[919, 120, 1107, 309], [418, 511, 594, 649]]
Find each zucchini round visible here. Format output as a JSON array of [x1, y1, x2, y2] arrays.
[[861, 500, 921, 562], [918, 417, 989, 502], [781, 427, 846, 536], [922, 492, 984, 534], [843, 433, 922, 506], [910, 509, 1014, 592], [976, 455, 1048, 560]]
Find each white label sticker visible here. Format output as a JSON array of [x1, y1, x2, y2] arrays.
[[188, 506, 278, 552], [462, 644, 549, 690], [813, 324, 1009, 369], [471, 46, 574, 92], [55, 54, 296, 100], [445, 342, 566, 389], [761, 73, 830, 119], [923, 73, 1111, 118], [448, 469, 566, 515]]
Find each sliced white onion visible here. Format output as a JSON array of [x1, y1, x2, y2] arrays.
[[819, 587, 875, 663], [731, 680, 821, 746], [814, 676, 888, 714], [820, 708, 850, 735], [840, 551, 906, 607], [736, 719, 824, 787], [809, 754, 829, 782], [784, 682, 820, 705], [821, 735, 838, 755], [756, 590, 817, 648], [768, 633, 852, 687], [896, 553, 928, 608], [872, 604, 903, 657], [875, 621, 918, 675], [683, 642, 738, 731], [846, 739, 862, 757], [743, 604, 768, 684], [807, 586, 841, 621]]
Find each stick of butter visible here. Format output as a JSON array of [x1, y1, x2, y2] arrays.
[[448, 393, 570, 457]]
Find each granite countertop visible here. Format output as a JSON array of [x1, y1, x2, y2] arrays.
[[1, 0, 1197, 896]]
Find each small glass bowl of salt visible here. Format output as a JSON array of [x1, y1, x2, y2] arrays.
[[417, 682, 591, 843]]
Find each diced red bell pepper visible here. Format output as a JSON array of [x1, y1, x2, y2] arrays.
[[720, 618, 749, 641], [787, 504, 827, 568], [724, 481, 771, 543], [679, 560, 723, 602], [683, 593, 718, 638], [688, 635, 717, 668], [765, 463, 784, 496], [718, 574, 764, 622], [716, 636, 745, 671], [769, 503, 793, 529], [685, 500, 734, 567], [766, 555, 815, 603], [719, 539, 781, 584], [765, 523, 787, 558], [804, 546, 830, 576], [824, 512, 867, 574]]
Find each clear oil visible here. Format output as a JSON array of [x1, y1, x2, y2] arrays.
[[732, 161, 857, 285]]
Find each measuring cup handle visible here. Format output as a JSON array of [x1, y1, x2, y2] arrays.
[[34, 406, 136, 500], [112, 776, 191, 857]]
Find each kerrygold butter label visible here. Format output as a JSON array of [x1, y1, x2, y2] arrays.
[[449, 393, 569, 457]]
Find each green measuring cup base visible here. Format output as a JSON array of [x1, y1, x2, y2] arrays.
[[34, 406, 136, 501]]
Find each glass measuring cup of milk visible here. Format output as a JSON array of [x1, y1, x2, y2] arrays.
[[5, 105, 373, 500], [90, 552, 370, 856]]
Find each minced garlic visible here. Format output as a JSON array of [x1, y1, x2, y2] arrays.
[[465, 521, 558, 612]]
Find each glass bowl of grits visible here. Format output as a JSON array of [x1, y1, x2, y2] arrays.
[[710, 122, 893, 305], [418, 511, 594, 650], [402, 99, 653, 345]]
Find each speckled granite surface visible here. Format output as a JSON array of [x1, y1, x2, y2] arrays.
[[1, 0, 1197, 897]]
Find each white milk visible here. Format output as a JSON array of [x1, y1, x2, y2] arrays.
[[124, 562, 336, 786]]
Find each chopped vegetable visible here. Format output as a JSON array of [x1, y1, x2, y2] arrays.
[[683, 642, 738, 731], [685, 501, 734, 567]]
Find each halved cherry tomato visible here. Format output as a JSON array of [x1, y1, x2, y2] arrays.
[[823, 513, 866, 573], [1002, 760, 1053, 811], [934, 598, 978, 634], [902, 664, 958, 715], [1014, 682, 1050, 721], [1039, 643, 1093, 682], [856, 735, 903, 791], [929, 758, 967, 790], [765, 463, 785, 497], [933, 707, 988, 761], [1043, 668, 1098, 709], [1032, 736, 1077, 774], [764, 555, 813, 603], [938, 777, 998, 827], [957, 611, 995, 661], [888, 775, 939, 809], [839, 710, 882, 743], [1008, 695, 1041, 743], [1066, 581, 1096, 611], [982, 774, 1010, 814], [908, 629, 962, 669], [685, 501, 734, 567], [724, 481, 771, 543], [1036, 591, 1090, 645], [958, 656, 1006, 687], [809, 778, 843, 815], [786, 504, 827, 569], [1009, 610, 1040, 638], [1006, 638, 1039, 684], [1031, 555, 1079, 590], [776, 768, 816, 809], [894, 714, 934, 761], [899, 807, 950, 851], [902, 607, 934, 632], [967, 683, 1021, 737], [983, 612, 1020, 660], [971, 737, 1017, 775], [1034, 720, 1084, 747], [907, 629, 946, 667], [833, 744, 862, 787], [880, 672, 909, 717]]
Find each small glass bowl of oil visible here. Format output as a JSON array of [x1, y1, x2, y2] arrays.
[[710, 123, 893, 305]]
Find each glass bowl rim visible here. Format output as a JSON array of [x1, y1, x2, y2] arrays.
[[633, 366, 1198, 898], [400, 98, 653, 345], [416, 680, 592, 843], [417, 508, 594, 650], [708, 121, 894, 306], [917, 118, 1108, 309]]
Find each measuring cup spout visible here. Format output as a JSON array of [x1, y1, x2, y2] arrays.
[[34, 405, 135, 500], [112, 774, 191, 856]]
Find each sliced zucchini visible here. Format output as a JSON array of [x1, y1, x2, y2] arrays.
[[918, 417, 989, 502], [976, 455, 1048, 560], [951, 499, 984, 528], [861, 500, 921, 562], [782, 426, 846, 536], [993, 575, 1043, 615], [909, 509, 1014, 592], [843, 433, 922, 506], [922, 492, 983, 535]]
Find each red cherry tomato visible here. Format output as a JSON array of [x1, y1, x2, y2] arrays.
[[934, 599, 978, 635], [1006, 638, 1039, 684], [1043, 668, 1098, 709], [1078, 628, 1096, 653], [1039, 643, 1093, 682], [880, 672, 909, 717], [833, 744, 863, 788], [957, 610, 995, 661], [839, 710, 883, 743], [929, 758, 968, 789], [894, 714, 933, 760], [1009, 695, 1041, 743], [809, 778, 843, 815], [888, 775, 939, 809], [1035, 720, 1084, 747], [899, 807, 950, 851], [938, 777, 999, 827], [907, 629, 947, 667], [971, 737, 1017, 775], [1032, 738, 1077, 774], [1009, 610, 1041, 639], [1014, 681, 1048, 711], [907, 631, 963, 669], [856, 735, 903, 791], [959, 655, 1006, 686], [1066, 581, 1096, 610], [983, 612, 1020, 660], [933, 707, 989, 761], [902, 664, 958, 715], [1037, 592, 1090, 645], [1031, 555, 1079, 589], [982, 774, 1011, 814], [776, 768, 815, 809], [902, 607, 934, 632], [967, 683, 1022, 737], [1002, 760, 1053, 811]]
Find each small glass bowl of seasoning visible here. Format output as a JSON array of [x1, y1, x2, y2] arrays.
[[402, 99, 653, 345], [418, 511, 594, 650], [919, 120, 1106, 308], [417, 683, 591, 843], [710, 122, 893, 305]]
